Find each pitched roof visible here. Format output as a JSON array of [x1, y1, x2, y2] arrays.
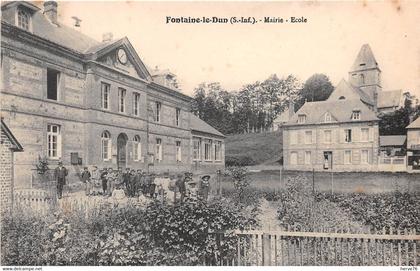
[[190, 114, 225, 138], [328, 79, 373, 105], [378, 90, 403, 109], [285, 98, 378, 126], [379, 135, 406, 147], [407, 117, 420, 129], [350, 44, 380, 72], [1, 119, 23, 152]]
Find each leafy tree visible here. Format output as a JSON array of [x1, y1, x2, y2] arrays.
[[295, 73, 334, 110]]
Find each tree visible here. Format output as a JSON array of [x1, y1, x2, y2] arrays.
[[296, 74, 334, 110]]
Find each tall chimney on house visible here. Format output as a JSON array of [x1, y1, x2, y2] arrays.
[[288, 99, 295, 118], [44, 1, 58, 25]]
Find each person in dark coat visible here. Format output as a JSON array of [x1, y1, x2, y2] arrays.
[[80, 167, 92, 196], [122, 168, 131, 195], [54, 161, 68, 199], [135, 169, 143, 196], [175, 174, 186, 203], [149, 173, 156, 198], [100, 168, 108, 195], [200, 175, 211, 201]]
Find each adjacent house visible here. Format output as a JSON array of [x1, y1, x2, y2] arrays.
[[407, 117, 420, 172], [0, 1, 224, 189], [283, 44, 408, 171]]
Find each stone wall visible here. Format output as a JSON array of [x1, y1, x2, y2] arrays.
[[1, 129, 14, 212]]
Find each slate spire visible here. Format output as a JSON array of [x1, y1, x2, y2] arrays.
[[350, 44, 380, 72]]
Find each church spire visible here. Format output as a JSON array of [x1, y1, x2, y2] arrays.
[[350, 44, 380, 72]]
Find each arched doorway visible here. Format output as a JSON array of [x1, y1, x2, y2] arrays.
[[117, 133, 128, 169]]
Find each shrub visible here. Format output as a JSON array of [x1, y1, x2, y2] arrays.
[[225, 156, 256, 167]]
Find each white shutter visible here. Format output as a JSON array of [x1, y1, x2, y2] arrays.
[[108, 139, 112, 160], [312, 129, 316, 144], [57, 131, 62, 158], [369, 127, 374, 142]]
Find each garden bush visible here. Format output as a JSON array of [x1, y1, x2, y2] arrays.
[[225, 156, 256, 167]]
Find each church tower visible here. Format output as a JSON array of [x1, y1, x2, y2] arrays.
[[348, 44, 382, 105]]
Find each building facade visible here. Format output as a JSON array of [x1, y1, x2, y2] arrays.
[[282, 44, 408, 171], [407, 117, 420, 172], [1, 1, 224, 188]]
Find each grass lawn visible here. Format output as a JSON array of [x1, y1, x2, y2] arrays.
[[221, 170, 420, 194]]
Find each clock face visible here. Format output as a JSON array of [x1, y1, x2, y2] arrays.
[[117, 48, 127, 65]]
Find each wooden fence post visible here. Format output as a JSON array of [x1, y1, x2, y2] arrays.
[[262, 234, 272, 266]]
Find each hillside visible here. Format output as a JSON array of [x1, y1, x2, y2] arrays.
[[225, 130, 283, 166]]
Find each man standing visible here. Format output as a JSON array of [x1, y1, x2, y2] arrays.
[[81, 167, 92, 196], [100, 167, 108, 196], [175, 174, 186, 203], [54, 161, 68, 199], [122, 168, 131, 195], [91, 165, 100, 195], [200, 175, 211, 202]]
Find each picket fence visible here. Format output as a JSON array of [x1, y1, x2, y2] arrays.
[[213, 227, 419, 266]]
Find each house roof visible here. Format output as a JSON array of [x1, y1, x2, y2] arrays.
[[328, 79, 374, 105], [350, 44, 380, 72], [285, 98, 378, 126], [378, 90, 403, 109], [190, 114, 225, 138], [407, 117, 420, 129], [1, 119, 23, 152], [379, 135, 406, 147]]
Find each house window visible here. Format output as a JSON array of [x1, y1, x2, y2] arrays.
[[298, 114, 306, 124], [304, 151, 311, 165], [176, 141, 182, 162], [214, 141, 222, 161], [47, 124, 61, 159], [324, 112, 332, 122], [344, 150, 352, 164], [155, 138, 162, 162], [324, 130, 332, 143], [155, 102, 161, 122], [344, 129, 352, 143], [175, 108, 181, 127], [290, 131, 297, 145], [17, 9, 30, 31], [133, 93, 140, 116], [101, 131, 111, 161], [290, 152, 298, 165], [359, 74, 365, 84], [133, 135, 141, 161], [305, 131, 312, 144], [101, 82, 110, 110], [352, 110, 361, 120], [361, 128, 369, 142], [118, 88, 126, 113], [361, 150, 369, 164], [193, 137, 201, 161], [47, 68, 60, 100], [204, 139, 212, 161]]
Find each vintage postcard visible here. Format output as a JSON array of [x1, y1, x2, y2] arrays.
[[1, 0, 419, 269]]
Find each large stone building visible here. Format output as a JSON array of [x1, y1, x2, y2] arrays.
[[0, 1, 225, 188], [407, 117, 420, 172], [283, 44, 407, 171]]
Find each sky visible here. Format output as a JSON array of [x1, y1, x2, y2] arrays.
[[52, 1, 419, 97]]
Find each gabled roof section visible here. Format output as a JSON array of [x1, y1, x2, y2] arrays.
[[285, 99, 378, 126], [1, 1, 40, 12], [378, 90, 403, 109], [328, 79, 373, 105], [319, 111, 338, 123], [85, 37, 152, 81], [380, 135, 406, 147], [1, 119, 23, 152], [190, 114, 225, 138], [407, 117, 420, 129], [350, 44, 380, 72]]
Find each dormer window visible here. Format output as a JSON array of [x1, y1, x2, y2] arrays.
[[339, 96, 346, 100], [298, 114, 306, 124], [352, 110, 361, 120], [359, 74, 365, 84], [17, 9, 30, 31], [324, 112, 332, 123]]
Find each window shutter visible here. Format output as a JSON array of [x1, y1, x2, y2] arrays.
[[369, 127, 374, 142], [340, 129, 344, 143], [353, 128, 359, 142], [108, 139, 112, 160], [57, 132, 62, 158], [312, 130, 316, 144]]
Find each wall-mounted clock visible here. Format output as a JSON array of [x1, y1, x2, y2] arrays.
[[117, 48, 127, 65]]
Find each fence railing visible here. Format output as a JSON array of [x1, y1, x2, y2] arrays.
[[214, 228, 419, 266]]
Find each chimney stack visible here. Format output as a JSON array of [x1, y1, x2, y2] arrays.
[[288, 99, 295, 118], [102, 32, 113, 42], [44, 1, 58, 25]]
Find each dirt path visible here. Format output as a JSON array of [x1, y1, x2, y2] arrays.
[[257, 198, 282, 231]]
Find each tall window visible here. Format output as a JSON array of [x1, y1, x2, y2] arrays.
[[133, 93, 140, 116], [214, 141, 222, 161], [304, 151, 311, 165], [352, 110, 361, 120], [361, 128, 369, 142], [176, 141, 182, 162], [298, 114, 306, 124], [101, 83, 110, 110], [361, 150, 369, 164], [305, 131, 312, 144], [204, 139, 212, 161], [324, 112, 332, 122], [359, 74, 365, 84], [133, 135, 141, 161], [193, 137, 201, 161], [101, 131, 111, 161], [155, 102, 161, 122], [324, 130, 332, 143], [344, 129, 352, 143], [47, 124, 61, 159], [156, 138, 162, 162], [175, 108, 181, 127], [344, 150, 352, 164], [290, 152, 298, 165], [17, 9, 30, 30], [47, 68, 60, 100], [290, 131, 297, 145], [118, 88, 126, 113]]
